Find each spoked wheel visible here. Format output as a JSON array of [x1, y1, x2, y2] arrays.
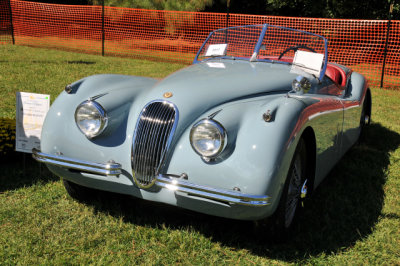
[[262, 138, 308, 241], [284, 152, 304, 228]]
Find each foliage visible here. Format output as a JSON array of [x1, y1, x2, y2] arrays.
[[23, 0, 400, 19], [208, 0, 400, 19], [22, 0, 90, 5], [264, 0, 399, 19], [89, 0, 213, 38], [0, 118, 15, 158], [90, 0, 213, 11], [0, 43, 400, 265]]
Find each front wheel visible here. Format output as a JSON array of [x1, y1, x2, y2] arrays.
[[264, 138, 308, 240]]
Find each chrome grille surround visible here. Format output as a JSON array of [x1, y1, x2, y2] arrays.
[[131, 100, 179, 188]]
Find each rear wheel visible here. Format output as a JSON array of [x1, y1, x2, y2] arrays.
[[359, 95, 371, 142]]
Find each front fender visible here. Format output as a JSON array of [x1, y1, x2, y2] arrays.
[[164, 95, 307, 218], [41, 74, 157, 168], [66, 74, 158, 99]]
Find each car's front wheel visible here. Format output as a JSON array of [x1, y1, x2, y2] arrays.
[[262, 138, 307, 241]]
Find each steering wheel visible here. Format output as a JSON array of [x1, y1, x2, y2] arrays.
[[278, 45, 317, 60]]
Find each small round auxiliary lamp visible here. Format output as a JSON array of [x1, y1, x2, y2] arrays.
[[292, 76, 311, 94]]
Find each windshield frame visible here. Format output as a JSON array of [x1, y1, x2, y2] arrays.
[[193, 24, 328, 80]]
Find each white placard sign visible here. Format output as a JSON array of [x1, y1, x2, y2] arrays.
[[206, 62, 226, 68], [16, 92, 50, 153], [291, 50, 324, 77], [205, 44, 228, 57]]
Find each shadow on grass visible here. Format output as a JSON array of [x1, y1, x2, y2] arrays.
[[67, 60, 96, 65], [60, 122, 400, 261], [0, 153, 58, 192]]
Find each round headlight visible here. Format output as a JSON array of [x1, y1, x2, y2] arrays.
[[190, 119, 227, 159], [75, 100, 108, 138]]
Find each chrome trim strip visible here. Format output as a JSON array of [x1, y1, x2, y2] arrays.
[[32, 148, 122, 176], [155, 175, 270, 207]]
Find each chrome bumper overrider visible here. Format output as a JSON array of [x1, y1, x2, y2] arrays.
[[156, 175, 271, 207], [32, 149, 122, 176]]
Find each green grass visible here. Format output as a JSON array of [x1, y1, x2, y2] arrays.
[[1, 44, 400, 264], [0, 45, 186, 118], [15, 35, 198, 64]]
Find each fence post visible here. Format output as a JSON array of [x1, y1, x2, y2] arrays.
[[226, 0, 230, 29], [102, 0, 105, 56], [380, 3, 393, 88], [8, 0, 15, 45], [225, 0, 231, 43]]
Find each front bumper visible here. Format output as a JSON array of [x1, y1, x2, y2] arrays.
[[156, 175, 270, 206], [32, 148, 122, 176], [32, 149, 271, 208]]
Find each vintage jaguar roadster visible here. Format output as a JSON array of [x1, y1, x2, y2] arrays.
[[33, 24, 371, 235]]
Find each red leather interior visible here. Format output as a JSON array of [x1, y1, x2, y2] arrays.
[[260, 56, 347, 87], [325, 64, 347, 87]]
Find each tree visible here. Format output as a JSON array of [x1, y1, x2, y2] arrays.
[[90, 0, 213, 11], [264, 0, 399, 19], [22, 0, 400, 19]]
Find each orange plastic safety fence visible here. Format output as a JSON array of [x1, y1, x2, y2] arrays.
[[2, 0, 400, 88]]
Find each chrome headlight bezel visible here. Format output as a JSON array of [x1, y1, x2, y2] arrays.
[[189, 119, 227, 159], [75, 100, 108, 139]]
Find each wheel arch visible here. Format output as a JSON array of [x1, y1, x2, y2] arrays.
[[301, 126, 316, 195]]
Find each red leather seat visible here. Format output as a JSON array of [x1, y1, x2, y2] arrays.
[[325, 64, 347, 87]]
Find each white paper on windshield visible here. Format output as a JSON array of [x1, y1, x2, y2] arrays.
[[291, 50, 324, 77], [16, 92, 50, 153], [206, 62, 226, 68], [205, 44, 228, 57]]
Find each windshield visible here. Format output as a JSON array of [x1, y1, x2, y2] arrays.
[[194, 24, 328, 79]]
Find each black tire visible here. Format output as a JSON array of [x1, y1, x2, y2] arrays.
[[63, 179, 97, 202], [359, 96, 371, 142], [264, 138, 308, 241]]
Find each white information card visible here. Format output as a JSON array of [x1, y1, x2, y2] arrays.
[[205, 44, 228, 57], [291, 50, 324, 77], [16, 92, 50, 153]]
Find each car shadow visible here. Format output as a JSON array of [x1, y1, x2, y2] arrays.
[[62, 122, 400, 261], [0, 152, 58, 193], [0, 134, 58, 193]]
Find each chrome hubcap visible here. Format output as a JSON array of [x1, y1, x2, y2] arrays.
[[364, 115, 370, 125]]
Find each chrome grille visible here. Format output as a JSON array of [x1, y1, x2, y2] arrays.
[[132, 101, 178, 188]]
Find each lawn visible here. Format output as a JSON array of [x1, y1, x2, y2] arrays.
[[0, 45, 399, 264]]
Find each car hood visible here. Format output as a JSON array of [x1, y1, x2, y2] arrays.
[[138, 60, 298, 127]]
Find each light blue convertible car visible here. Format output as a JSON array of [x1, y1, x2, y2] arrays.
[[33, 24, 371, 237]]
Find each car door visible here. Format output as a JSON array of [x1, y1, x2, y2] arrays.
[[340, 76, 364, 155], [309, 77, 345, 187]]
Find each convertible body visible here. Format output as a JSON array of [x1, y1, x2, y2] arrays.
[[33, 25, 370, 227]]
